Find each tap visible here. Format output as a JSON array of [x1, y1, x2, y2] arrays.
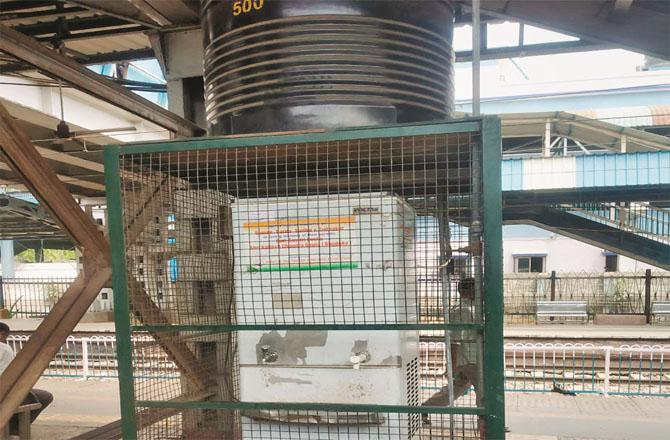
[[350, 351, 370, 369], [260, 345, 278, 364]]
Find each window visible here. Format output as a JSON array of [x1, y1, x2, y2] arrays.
[[191, 218, 211, 252], [195, 281, 217, 315], [605, 254, 618, 272], [515, 256, 545, 273]]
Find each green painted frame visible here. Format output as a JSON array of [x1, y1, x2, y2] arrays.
[[131, 323, 483, 332], [105, 117, 504, 439], [118, 119, 481, 154], [104, 147, 138, 440], [482, 117, 505, 438]]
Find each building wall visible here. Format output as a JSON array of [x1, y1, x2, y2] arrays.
[[10, 237, 662, 279], [14, 262, 78, 279], [503, 230, 663, 273]]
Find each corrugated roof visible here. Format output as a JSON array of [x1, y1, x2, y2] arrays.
[[65, 33, 150, 57], [0, 1, 154, 71], [573, 105, 670, 128], [501, 111, 670, 153]]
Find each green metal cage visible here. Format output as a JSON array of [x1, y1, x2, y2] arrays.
[[105, 118, 504, 439]]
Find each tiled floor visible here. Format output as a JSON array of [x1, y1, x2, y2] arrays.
[[507, 392, 670, 440], [23, 379, 670, 440]]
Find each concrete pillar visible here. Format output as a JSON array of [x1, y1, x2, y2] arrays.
[[543, 120, 552, 157], [35, 243, 44, 263], [0, 240, 15, 278]]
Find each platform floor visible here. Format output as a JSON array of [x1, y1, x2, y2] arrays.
[[505, 324, 670, 340], [20, 378, 670, 440]]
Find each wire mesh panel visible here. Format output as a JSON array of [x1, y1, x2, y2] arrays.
[[105, 120, 503, 439], [134, 407, 482, 440]]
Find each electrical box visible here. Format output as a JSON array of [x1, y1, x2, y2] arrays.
[[233, 193, 420, 439]]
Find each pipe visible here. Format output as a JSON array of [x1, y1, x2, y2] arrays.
[[472, 0, 481, 116]]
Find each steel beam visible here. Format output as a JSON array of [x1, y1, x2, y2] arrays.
[[0, 162, 105, 192], [503, 184, 670, 206], [0, 23, 204, 137], [127, 0, 173, 26], [0, 6, 88, 24], [0, 193, 59, 228], [504, 206, 670, 270], [470, 0, 670, 60], [33, 25, 147, 43], [130, 0, 199, 25], [0, 269, 111, 429], [66, 0, 160, 29], [455, 39, 612, 62], [0, 100, 113, 429], [0, 48, 155, 74], [0, 1, 54, 12], [0, 103, 108, 253], [14, 16, 139, 38], [0, 100, 211, 429], [127, 278, 217, 391]]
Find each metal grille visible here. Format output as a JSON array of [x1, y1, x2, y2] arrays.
[[106, 120, 503, 439], [134, 408, 481, 440], [0, 277, 75, 317]]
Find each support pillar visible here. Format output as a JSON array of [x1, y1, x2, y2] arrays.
[[644, 269, 652, 324], [35, 242, 44, 263], [0, 240, 14, 279], [543, 120, 552, 157], [472, 0, 481, 116]]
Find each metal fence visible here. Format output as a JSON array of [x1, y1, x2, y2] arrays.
[[6, 334, 177, 380], [3, 271, 668, 324], [0, 277, 74, 317], [9, 335, 670, 398], [504, 271, 670, 324], [503, 342, 670, 397], [0, 277, 115, 318]]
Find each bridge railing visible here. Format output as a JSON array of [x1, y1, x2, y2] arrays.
[[559, 202, 670, 243]]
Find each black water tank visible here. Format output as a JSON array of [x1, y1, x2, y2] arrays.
[[202, 0, 455, 135]]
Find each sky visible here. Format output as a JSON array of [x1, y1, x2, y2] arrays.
[[452, 22, 648, 101], [107, 20, 652, 107]]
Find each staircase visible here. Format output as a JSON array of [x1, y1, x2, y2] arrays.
[[504, 205, 670, 270], [561, 202, 670, 244]]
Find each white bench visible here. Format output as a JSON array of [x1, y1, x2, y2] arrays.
[[536, 301, 588, 323], [651, 301, 670, 322]]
